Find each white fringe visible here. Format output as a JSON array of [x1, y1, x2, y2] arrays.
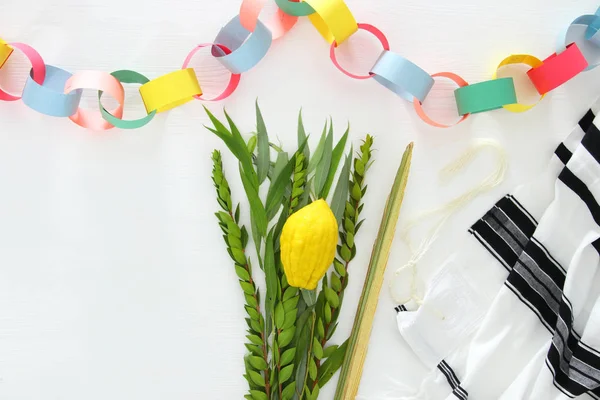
[[389, 138, 507, 306]]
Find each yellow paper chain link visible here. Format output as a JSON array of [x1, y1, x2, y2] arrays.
[[139, 68, 202, 114], [0, 39, 13, 69], [305, 0, 358, 45], [492, 54, 545, 113]]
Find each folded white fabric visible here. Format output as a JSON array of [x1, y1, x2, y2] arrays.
[[394, 104, 600, 400]]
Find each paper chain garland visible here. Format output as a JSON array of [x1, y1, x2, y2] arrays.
[[1, 0, 600, 130]]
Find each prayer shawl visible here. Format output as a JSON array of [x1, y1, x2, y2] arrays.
[[395, 105, 600, 400]]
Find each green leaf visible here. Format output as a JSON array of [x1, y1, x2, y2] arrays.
[[318, 340, 348, 387], [225, 110, 257, 187], [307, 122, 328, 174], [295, 311, 315, 396], [346, 231, 355, 249], [246, 334, 263, 346], [304, 386, 312, 400], [255, 101, 270, 185], [280, 364, 294, 383], [327, 322, 338, 341], [324, 287, 340, 308], [206, 124, 255, 186], [269, 374, 276, 390], [334, 259, 346, 277], [321, 125, 349, 199], [249, 390, 268, 400], [272, 151, 290, 183], [275, 302, 285, 329], [318, 316, 326, 336], [239, 164, 267, 237], [204, 107, 257, 188], [298, 109, 310, 162], [313, 337, 324, 360], [265, 154, 295, 218], [240, 281, 256, 295], [244, 373, 253, 388], [226, 219, 241, 235], [215, 210, 230, 225], [248, 355, 268, 371], [356, 219, 365, 233], [330, 150, 352, 225], [308, 358, 317, 380], [354, 158, 365, 176], [273, 195, 291, 251], [323, 344, 338, 359], [231, 248, 247, 265], [280, 348, 296, 366], [291, 186, 304, 199], [323, 304, 331, 323], [245, 305, 260, 321], [251, 218, 262, 270], [351, 181, 362, 201], [235, 265, 250, 281], [248, 370, 266, 387], [269, 142, 285, 154], [241, 225, 248, 246], [314, 121, 334, 198], [309, 384, 320, 400], [344, 217, 355, 234], [250, 318, 262, 333], [340, 244, 352, 262], [264, 232, 278, 321], [282, 381, 296, 400], [272, 339, 280, 363], [344, 202, 355, 218], [283, 310, 297, 330], [245, 293, 258, 308], [301, 289, 317, 307], [283, 295, 299, 312], [223, 110, 247, 145], [294, 310, 312, 357], [228, 232, 242, 249], [299, 183, 312, 209], [278, 327, 295, 347], [283, 286, 298, 301], [247, 134, 257, 153], [331, 273, 342, 292], [245, 343, 263, 357]]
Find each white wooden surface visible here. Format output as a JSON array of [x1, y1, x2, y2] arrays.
[[1, 0, 600, 398]]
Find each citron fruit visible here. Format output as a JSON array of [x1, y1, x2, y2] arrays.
[[280, 199, 338, 290]]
